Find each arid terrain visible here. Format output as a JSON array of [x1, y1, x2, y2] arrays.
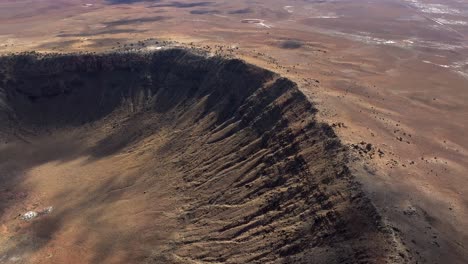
[[0, 0, 467, 263]]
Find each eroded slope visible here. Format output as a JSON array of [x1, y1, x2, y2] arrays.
[[0, 50, 408, 263]]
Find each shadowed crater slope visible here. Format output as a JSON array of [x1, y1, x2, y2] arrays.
[[0, 49, 407, 263]]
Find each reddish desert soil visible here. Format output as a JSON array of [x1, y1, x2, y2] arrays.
[[0, 0, 467, 263]]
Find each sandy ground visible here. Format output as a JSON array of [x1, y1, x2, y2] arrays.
[[0, 0, 467, 263]]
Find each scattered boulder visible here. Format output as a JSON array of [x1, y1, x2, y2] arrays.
[[21, 206, 53, 221]]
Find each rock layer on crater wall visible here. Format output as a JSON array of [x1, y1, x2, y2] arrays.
[[0, 50, 408, 263]]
